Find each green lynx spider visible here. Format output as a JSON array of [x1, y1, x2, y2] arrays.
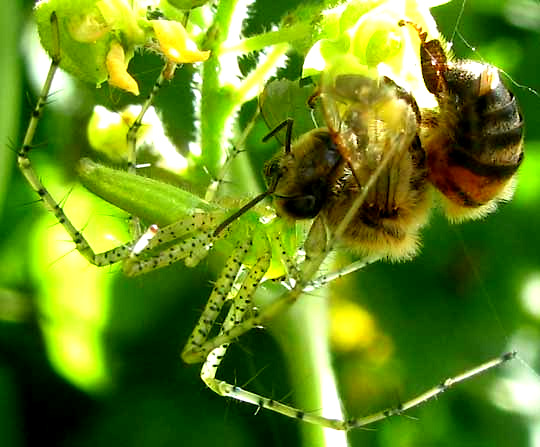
[[17, 10, 515, 432]]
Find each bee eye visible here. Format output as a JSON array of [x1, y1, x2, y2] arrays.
[[277, 178, 329, 219], [282, 194, 322, 219]]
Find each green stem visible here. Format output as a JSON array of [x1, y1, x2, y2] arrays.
[[258, 280, 349, 447], [235, 43, 289, 104], [0, 0, 21, 215], [199, 0, 239, 178], [220, 22, 312, 55]]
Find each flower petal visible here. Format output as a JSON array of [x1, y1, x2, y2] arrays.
[[151, 20, 210, 64], [105, 41, 139, 95]]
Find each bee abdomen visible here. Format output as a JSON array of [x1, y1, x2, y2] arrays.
[[427, 140, 523, 209], [401, 18, 526, 220], [428, 67, 524, 211], [448, 147, 523, 180], [455, 81, 524, 167]]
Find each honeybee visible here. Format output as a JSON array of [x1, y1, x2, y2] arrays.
[[263, 74, 431, 261], [258, 21, 524, 261]]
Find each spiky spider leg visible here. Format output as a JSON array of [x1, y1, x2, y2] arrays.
[[125, 60, 177, 238], [125, 60, 177, 174], [180, 232, 515, 429], [17, 12, 133, 267], [305, 256, 379, 291], [179, 230, 275, 399], [198, 301, 516, 431], [200, 250, 271, 397], [123, 210, 229, 276], [181, 228, 272, 361], [17, 12, 185, 269]]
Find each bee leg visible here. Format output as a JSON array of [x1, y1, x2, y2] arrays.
[[303, 216, 328, 261], [382, 76, 422, 124]]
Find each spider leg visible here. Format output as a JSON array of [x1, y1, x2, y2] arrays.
[[344, 351, 516, 429], [179, 218, 516, 429], [17, 11, 174, 268], [204, 330, 515, 430], [199, 248, 271, 397], [181, 237, 262, 363], [125, 61, 176, 238], [122, 211, 227, 276], [305, 256, 381, 291]]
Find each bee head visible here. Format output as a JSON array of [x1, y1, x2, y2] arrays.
[[264, 129, 342, 219]]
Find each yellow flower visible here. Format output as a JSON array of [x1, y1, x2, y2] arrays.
[[105, 41, 139, 95], [151, 20, 210, 64]]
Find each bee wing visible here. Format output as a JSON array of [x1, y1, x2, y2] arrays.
[[320, 73, 418, 183], [260, 79, 325, 144]]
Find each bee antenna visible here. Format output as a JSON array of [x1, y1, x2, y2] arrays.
[[213, 188, 274, 237], [398, 19, 427, 43], [262, 119, 294, 154]]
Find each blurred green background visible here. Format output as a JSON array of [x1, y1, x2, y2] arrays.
[[1, 0, 540, 446]]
